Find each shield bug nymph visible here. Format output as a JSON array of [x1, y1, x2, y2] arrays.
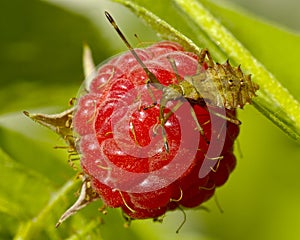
[[105, 11, 259, 152]]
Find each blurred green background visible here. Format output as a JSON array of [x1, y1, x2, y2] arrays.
[[1, 0, 300, 239]]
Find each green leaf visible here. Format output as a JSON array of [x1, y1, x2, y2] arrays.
[[13, 179, 80, 240], [0, 147, 54, 239], [0, 0, 110, 115], [112, 0, 300, 143], [0, 114, 74, 184]]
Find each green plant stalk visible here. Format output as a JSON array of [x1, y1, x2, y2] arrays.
[[174, 0, 300, 141], [114, 0, 300, 142], [14, 178, 79, 240]]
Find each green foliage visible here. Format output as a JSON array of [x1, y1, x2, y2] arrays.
[[1, 0, 300, 239]]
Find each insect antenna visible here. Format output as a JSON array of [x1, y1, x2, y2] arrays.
[[105, 11, 173, 153], [105, 11, 160, 87]]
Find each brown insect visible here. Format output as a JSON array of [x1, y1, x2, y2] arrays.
[[105, 11, 259, 152]]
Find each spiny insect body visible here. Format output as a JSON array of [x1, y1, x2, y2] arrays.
[[105, 11, 259, 151], [162, 50, 258, 110]]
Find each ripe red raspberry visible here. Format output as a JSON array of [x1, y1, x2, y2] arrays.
[[73, 41, 239, 220]]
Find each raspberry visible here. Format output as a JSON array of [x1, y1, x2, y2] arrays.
[[73, 41, 239, 220]]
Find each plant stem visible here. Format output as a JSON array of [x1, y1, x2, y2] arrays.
[[174, 0, 300, 141]]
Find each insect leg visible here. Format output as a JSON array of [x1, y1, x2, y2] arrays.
[[189, 107, 210, 143], [166, 56, 182, 83], [157, 56, 185, 152], [161, 101, 183, 123], [159, 96, 184, 153], [210, 110, 241, 125], [198, 48, 214, 67], [143, 80, 158, 110], [189, 108, 205, 135]]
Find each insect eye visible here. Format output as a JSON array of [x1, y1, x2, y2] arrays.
[[240, 79, 244, 86], [228, 79, 234, 85]]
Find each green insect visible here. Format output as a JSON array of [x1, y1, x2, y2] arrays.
[[105, 11, 259, 152]]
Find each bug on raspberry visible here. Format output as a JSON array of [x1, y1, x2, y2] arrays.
[[105, 11, 259, 152]]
